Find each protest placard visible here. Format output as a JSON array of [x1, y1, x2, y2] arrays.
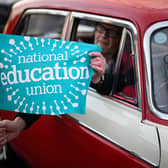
[[0, 34, 101, 115]]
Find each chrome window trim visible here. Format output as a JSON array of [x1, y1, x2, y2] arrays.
[[23, 9, 70, 16], [127, 30, 135, 56], [15, 9, 70, 39], [112, 29, 138, 105], [66, 12, 141, 108], [114, 28, 128, 73], [144, 21, 168, 120]]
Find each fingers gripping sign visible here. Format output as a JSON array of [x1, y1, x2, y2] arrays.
[[0, 118, 26, 146], [89, 52, 106, 83]]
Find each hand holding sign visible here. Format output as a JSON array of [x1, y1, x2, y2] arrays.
[[0, 34, 102, 116], [89, 52, 106, 83]]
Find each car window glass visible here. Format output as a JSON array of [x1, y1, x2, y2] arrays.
[[15, 13, 66, 39], [71, 19, 96, 43], [151, 27, 168, 113], [113, 33, 137, 104]]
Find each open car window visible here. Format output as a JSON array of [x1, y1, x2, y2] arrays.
[[71, 18, 137, 106]]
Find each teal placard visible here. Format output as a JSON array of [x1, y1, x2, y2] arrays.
[[0, 34, 102, 115]]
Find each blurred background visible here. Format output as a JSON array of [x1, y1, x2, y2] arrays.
[[0, 0, 20, 33]]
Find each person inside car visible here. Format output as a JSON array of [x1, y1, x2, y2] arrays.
[[91, 23, 135, 95]]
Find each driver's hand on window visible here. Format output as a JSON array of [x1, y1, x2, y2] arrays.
[[89, 52, 106, 83]]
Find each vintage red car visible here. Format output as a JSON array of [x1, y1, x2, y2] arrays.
[[1, 0, 168, 167]]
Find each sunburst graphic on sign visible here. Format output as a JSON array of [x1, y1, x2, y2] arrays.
[[0, 34, 101, 115]]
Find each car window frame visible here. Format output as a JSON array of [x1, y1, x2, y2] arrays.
[[66, 12, 141, 109], [144, 21, 168, 120]]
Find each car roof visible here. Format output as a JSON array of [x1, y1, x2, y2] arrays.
[[13, 0, 168, 33]]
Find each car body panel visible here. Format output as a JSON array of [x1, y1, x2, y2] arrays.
[[1, 0, 168, 167], [68, 90, 160, 165], [157, 125, 168, 168], [3, 112, 154, 168]]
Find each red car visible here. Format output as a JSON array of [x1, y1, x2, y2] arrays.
[[1, 0, 168, 167]]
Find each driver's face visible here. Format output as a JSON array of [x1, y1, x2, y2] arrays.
[[94, 24, 121, 57]]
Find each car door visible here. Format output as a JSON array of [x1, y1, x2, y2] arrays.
[[64, 12, 160, 167], [3, 9, 160, 168]]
